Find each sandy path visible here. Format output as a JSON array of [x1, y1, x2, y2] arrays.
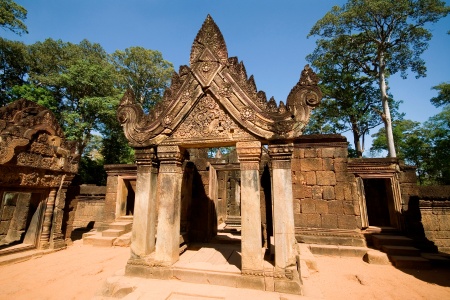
[[0, 242, 449, 299], [0, 241, 129, 300], [304, 255, 450, 300]]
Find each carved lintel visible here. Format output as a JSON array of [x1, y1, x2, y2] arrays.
[[236, 141, 261, 166], [268, 143, 294, 161], [135, 147, 158, 166], [157, 145, 185, 173]]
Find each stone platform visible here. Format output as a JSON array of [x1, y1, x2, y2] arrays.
[[124, 242, 303, 295]]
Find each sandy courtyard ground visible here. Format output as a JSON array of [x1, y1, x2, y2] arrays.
[[0, 241, 449, 300]]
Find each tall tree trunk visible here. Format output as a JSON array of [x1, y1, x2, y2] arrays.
[[351, 120, 363, 158], [378, 55, 396, 158]]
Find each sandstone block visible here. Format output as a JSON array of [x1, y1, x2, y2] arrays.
[[323, 186, 335, 200], [301, 158, 322, 171], [335, 185, 345, 200], [328, 201, 343, 214], [312, 186, 323, 200], [305, 171, 316, 185], [363, 250, 390, 265], [338, 215, 356, 229], [301, 199, 315, 214], [305, 148, 320, 158], [291, 159, 301, 171], [334, 147, 348, 158], [321, 147, 335, 158], [295, 213, 307, 227], [317, 171, 336, 186], [306, 214, 321, 227], [343, 201, 355, 215], [323, 158, 334, 171], [321, 214, 338, 228], [315, 200, 328, 213], [293, 148, 304, 159]]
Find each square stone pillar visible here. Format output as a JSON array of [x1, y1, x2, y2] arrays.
[[236, 141, 264, 274], [131, 148, 159, 258], [268, 143, 296, 272], [154, 145, 185, 266]]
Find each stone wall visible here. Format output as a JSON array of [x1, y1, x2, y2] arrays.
[[292, 135, 360, 230], [72, 185, 106, 229], [418, 186, 450, 254]]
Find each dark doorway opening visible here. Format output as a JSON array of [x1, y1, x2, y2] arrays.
[[363, 178, 392, 227]]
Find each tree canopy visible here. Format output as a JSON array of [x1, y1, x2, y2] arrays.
[[306, 48, 403, 157], [0, 0, 27, 35], [0, 36, 174, 184], [308, 0, 450, 158]]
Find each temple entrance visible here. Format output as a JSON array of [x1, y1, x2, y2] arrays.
[[117, 15, 321, 294], [116, 177, 136, 217], [356, 175, 402, 230], [0, 190, 46, 253], [363, 178, 393, 227]]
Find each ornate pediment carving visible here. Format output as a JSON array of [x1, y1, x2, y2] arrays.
[[118, 15, 322, 149], [0, 99, 78, 174]]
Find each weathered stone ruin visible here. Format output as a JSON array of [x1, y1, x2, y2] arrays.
[[117, 15, 321, 293], [0, 99, 78, 254]]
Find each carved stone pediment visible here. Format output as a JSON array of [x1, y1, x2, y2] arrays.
[[0, 99, 79, 177], [118, 15, 322, 148]]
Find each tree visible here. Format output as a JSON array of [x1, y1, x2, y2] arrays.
[[371, 119, 429, 183], [431, 82, 450, 107], [0, 0, 27, 35], [421, 105, 450, 184], [308, 0, 450, 158], [26, 39, 120, 155], [112, 47, 173, 112], [306, 51, 403, 157], [0, 37, 28, 105]]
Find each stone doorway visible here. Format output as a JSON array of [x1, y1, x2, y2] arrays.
[[363, 178, 393, 227], [357, 175, 402, 230], [0, 190, 46, 252], [116, 177, 136, 218]]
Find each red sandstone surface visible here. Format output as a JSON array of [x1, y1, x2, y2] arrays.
[[0, 241, 449, 299]]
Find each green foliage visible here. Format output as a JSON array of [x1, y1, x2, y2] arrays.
[[308, 0, 450, 157], [26, 39, 121, 155], [371, 109, 450, 185], [78, 156, 107, 186], [431, 82, 450, 107], [0, 37, 27, 105], [0, 36, 173, 184], [0, 0, 27, 35], [112, 47, 174, 112]]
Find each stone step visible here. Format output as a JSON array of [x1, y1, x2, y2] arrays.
[[372, 235, 414, 249], [421, 253, 450, 268], [102, 229, 124, 238], [87, 236, 117, 247], [108, 222, 133, 232], [381, 245, 421, 256], [309, 244, 368, 258], [390, 255, 431, 269]]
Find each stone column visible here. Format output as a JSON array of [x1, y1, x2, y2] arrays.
[[40, 187, 57, 249], [236, 141, 263, 274], [131, 148, 159, 258], [50, 175, 74, 249], [268, 143, 296, 272], [154, 145, 185, 266]]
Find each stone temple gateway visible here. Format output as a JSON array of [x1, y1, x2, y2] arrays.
[[118, 15, 322, 293]]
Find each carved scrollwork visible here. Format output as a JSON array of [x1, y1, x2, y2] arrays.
[[117, 15, 322, 148]]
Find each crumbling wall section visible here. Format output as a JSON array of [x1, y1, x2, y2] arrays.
[[72, 185, 106, 229], [418, 186, 450, 254]]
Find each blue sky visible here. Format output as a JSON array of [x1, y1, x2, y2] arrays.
[[2, 0, 449, 153]]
